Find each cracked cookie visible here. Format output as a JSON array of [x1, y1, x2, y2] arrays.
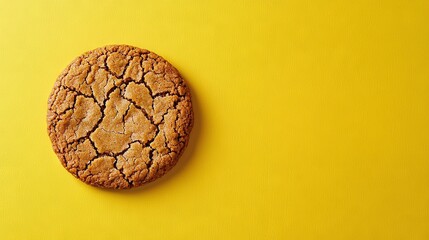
[[47, 45, 193, 189]]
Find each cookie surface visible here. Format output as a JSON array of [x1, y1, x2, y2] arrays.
[[47, 45, 193, 189]]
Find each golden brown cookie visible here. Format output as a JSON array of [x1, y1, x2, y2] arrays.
[[47, 45, 193, 189]]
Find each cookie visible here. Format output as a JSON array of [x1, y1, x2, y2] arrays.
[[47, 45, 193, 189]]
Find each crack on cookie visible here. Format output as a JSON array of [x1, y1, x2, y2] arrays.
[[53, 89, 78, 116], [61, 85, 93, 100], [88, 137, 99, 154], [139, 63, 155, 97], [162, 128, 175, 154], [121, 102, 132, 133], [123, 96, 154, 124], [152, 91, 174, 99], [143, 146, 156, 182], [100, 52, 120, 79], [113, 156, 133, 186]]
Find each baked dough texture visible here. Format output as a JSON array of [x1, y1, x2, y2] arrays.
[[47, 45, 193, 189]]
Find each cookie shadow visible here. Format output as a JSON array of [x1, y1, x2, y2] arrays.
[[98, 81, 202, 195]]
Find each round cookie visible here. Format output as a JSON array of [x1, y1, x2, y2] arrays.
[[47, 45, 193, 189]]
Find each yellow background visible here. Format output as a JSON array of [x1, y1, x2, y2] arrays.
[[0, 0, 428, 239]]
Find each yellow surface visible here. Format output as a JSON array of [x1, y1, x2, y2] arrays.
[[0, 0, 428, 239]]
